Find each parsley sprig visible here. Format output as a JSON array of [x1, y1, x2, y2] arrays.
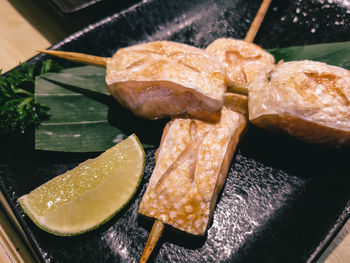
[[0, 60, 62, 134]]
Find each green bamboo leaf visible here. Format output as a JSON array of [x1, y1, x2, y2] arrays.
[[40, 65, 108, 94], [35, 66, 157, 152], [268, 41, 350, 69]]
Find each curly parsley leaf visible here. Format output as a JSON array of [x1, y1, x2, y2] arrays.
[[0, 60, 62, 135]]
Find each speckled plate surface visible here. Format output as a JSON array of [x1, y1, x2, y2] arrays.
[[1, 0, 350, 262], [49, 0, 103, 13], [47, 0, 139, 15]]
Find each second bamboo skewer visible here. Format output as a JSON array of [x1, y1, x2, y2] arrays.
[[244, 0, 272, 43], [139, 0, 272, 262]]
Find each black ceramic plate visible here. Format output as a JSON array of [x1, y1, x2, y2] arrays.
[[47, 0, 139, 15], [49, 0, 103, 13], [1, 0, 350, 262]]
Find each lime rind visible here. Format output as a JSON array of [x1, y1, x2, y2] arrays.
[[18, 134, 145, 236]]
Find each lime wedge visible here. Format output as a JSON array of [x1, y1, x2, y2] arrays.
[[18, 134, 144, 236]]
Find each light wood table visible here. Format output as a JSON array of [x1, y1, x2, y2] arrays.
[[0, 1, 349, 263], [0, 0, 70, 73]]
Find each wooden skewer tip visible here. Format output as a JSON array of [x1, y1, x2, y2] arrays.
[[140, 219, 165, 263], [37, 49, 108, 68], [244, 0, 272, 43]]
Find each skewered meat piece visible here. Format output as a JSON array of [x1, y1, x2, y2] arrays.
[[106, 41, 227, 122], [206, 38, 275, 94], [248, 60, 350, 146], [139, 93, 248, 235]]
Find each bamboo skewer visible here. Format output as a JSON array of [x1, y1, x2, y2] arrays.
[[37, 1, 272, 262], [244, 0, 272, 43], [140, 219, 164, 263], [37, 49, 108, 67], [37, 0, 271, 68]]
